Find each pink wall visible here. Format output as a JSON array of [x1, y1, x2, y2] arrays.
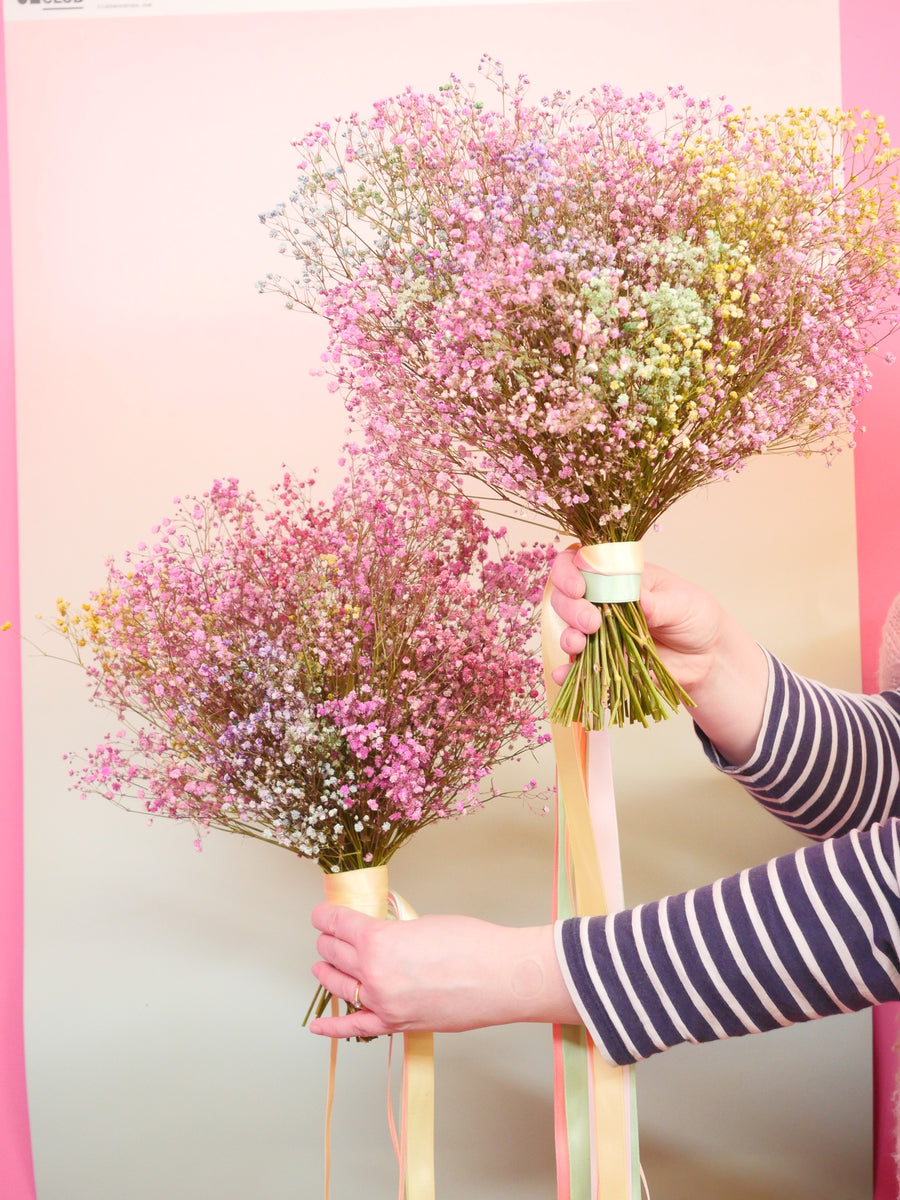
[[841, 0, 900, 690], [840, 3, 900, 1195], [0, 12, 36, 1200]]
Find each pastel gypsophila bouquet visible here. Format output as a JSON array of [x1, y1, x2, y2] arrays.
[[56, 452, 552, 874], [259, 59, 900, 728]]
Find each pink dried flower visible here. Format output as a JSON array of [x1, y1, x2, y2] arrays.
[[260, 61, 900, 536], [56, 448, 552, 869], [259, 59, 900, 727]]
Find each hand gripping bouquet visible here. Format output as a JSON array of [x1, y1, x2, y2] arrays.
[[56, 449, 552, 1014], [259, 59, 900, 728]]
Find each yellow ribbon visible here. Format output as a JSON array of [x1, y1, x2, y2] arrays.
[[542, 577, 639, 1199], [389, 891, 435, 1200], [321, 866, 435, 1200]]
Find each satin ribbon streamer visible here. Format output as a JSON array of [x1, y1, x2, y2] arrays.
[[542, 567, 642, 1200], [322, 866, 435, 1200]]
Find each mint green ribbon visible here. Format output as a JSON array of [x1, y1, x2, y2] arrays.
[[579, 570, 642, 604]]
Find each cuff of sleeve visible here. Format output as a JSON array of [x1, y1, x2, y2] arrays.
[[553, 918, 633, 1067], [554, 921, 624, 1065]]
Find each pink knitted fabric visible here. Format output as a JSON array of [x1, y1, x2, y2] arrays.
[[878, 593, 900, 692]]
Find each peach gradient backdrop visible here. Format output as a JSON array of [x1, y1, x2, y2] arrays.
[[0, 3, 887, 1198]]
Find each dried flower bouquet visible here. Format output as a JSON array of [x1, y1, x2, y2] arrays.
[[260, 59, 900, 727], [57, 452, 551, 876]]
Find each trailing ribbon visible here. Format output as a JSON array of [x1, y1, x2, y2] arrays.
[[321, 866, 435, 1200], [387, 891, 435, 1200], [542, 566, 642, 1200]]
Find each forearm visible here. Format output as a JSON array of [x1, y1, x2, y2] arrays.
[[557, 820, 900, 1066], [700, 653, 900, 839], [495, 924, 583, 1026]]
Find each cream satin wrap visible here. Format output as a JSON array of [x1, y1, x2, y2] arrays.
[[542, 577, 640, 1199], [322, 866, 435, 1200], [576, 541, 644, 604]]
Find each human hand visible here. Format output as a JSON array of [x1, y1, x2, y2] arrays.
[[549, 547, 768, 763], [308, 905, 580, 1039], [550, 549, 727, 690]]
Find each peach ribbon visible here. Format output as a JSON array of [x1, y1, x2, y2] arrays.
[[321, 866, 434, 1200], [542, 576, 641, 1199]]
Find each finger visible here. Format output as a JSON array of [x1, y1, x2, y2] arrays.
[[309, 1009, 392, 1039], [559, 625, 588, 656], [550, 586, 600, 636], [549, 546, 586, 598], [315, 930, 360, 979], [551, 662, 573, 686], [311, 901, 372, 939], [639, 562, 690, 633], [312, 960, 361, 1008]]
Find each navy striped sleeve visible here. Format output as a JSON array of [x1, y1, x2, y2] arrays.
[[557, 820, 900, 1066], [698, 651, 900, 839]]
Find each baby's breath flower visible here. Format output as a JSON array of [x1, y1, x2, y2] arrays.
[[260, 61, 900, 728], [56, 448, 552, 869], [262, 64, 899, 544]]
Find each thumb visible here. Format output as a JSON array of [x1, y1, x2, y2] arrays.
[[311, 901, 376, 941]]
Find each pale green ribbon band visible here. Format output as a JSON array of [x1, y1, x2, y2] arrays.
[[578, 540, 644, 604], [580, 572, 642, 603]]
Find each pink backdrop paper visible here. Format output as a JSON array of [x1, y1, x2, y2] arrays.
[[0, 10, 36, 1200], [840, 1, 900, 1195]]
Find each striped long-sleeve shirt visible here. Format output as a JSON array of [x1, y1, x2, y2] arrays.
[[555, 651, 900, 1065]]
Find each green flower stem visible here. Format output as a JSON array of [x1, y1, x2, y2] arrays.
[[302, 982, 376, 1043], [302, 983, 331, 1026], [604, 610, 647, 727], [597, 613, 611, 716], [549, 600, 695, 730]]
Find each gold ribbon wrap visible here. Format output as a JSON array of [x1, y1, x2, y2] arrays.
[[323, 864, 390, 918], [321, 865, 435, 1200], [542, 578, 640, 1199]]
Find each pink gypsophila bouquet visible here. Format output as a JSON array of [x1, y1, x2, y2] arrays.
[[56, 452, 552, 871], [259, 59, 900, 728]]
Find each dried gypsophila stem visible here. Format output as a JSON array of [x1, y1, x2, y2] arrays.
[[550, 602, 694, 730]]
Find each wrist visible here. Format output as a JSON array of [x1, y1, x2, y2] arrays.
[[688, 616, 769, 766], [509, 926, 581, 1025]]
